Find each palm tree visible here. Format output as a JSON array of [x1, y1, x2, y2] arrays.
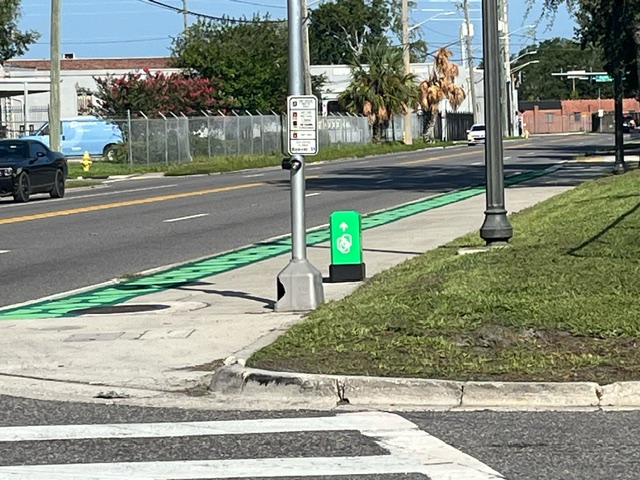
[[339, 42, 417, 143], [418, 47, 466, 141]]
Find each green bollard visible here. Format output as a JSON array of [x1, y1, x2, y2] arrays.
[[329, 210, 366, 282]]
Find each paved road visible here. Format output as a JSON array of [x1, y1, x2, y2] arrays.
[[0, 134, 613, 307], [1, 394, 639, 479], [0, 395, 495, 479]]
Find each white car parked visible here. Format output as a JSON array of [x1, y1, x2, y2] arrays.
[[467, 124, 486, 146]]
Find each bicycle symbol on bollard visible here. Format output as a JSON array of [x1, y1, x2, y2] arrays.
[[336, 234, 352, 255]]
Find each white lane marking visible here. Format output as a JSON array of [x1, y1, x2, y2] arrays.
[[472, 162, 483, 166], [305, 192, 321, 197], [163, 213, 209, 223], [243, 173, 264, 178], [0, 412, 504, 479], [504, 156, 511, 161], [0, 456, 427, 479], [525, 152, 536, 156], [0, 250, 9, 254], [375, 179, 394, 184]]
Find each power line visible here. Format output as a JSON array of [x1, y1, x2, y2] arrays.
[[138, 0, 285, 23]]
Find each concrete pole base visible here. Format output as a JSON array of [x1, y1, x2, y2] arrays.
[[480, 208, 513, 245], [613, 161, 626, 175], [275, 259, 325, 312]]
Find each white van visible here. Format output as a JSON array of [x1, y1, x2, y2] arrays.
[[23, 116, 123, 158]]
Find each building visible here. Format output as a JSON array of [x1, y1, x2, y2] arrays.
[[0, 56, 180, 137], [0, 56, 483, 139]]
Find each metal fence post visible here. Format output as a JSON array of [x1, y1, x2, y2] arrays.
[[233, 111, 240, 155], [127, 110, 133, 165], [139, 111, 149, 165], [257, 110, 265, 156], [159, 112, 169, 165]]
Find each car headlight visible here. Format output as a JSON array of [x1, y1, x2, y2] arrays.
[[0, 167, 12, 177]]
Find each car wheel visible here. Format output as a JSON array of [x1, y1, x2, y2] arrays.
[[103, 144, 116, 161], [50, 169, 65, 198], [13, 172, 30, 203]]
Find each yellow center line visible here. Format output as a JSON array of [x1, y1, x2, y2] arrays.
[[399, 142, 532, 166], [0, 181, 267, 225]]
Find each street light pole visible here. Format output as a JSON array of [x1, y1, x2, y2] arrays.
[[462, 0, 478, 121], [479, 0, 512, 245], [275, 0, 324, 312], [402, 0, 412, 144]]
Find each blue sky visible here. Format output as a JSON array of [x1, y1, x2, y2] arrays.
[[16, 0, 576, 62]]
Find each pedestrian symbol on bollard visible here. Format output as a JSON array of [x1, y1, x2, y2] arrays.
[[329, 210, 365, 282]]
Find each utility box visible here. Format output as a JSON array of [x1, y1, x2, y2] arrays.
[[329, 210, 366, 282]]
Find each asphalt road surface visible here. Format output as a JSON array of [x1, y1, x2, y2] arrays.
[[0, 134, 615, 307], [0, 394, 639, 479]]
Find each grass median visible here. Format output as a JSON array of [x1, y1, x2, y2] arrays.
[[66, 141, 454, 179], [249, 168, 640, 384]]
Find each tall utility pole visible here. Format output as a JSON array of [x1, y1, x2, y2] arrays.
[[50, 0, 61, 153], [401, 0, 412, 144], [462, 0, 478, 121], [275, 0, 324, 311], [498, 0, 510, 137], [183, 0, 188, 32], [479, 0, 512, 245]]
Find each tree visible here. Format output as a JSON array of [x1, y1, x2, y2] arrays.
[[308, 0, 391, 64], [418, 47, 465, 141], [513, 38, 613, 101], [88, 69, 232, 118], [0, 0, 39, 64], [339, 42, 417, 143], [171, 17, 289, 112], [531, 0, 640, 97]]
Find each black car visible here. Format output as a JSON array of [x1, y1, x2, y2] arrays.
[[623, 115, 636, 133], [0, 139, 67, 203]]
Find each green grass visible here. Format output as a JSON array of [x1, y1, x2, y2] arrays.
[[67, 141, 453, 178], [249, 168, 640, 384]]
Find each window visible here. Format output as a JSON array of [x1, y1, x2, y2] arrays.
[[30, 142, 48, 158]]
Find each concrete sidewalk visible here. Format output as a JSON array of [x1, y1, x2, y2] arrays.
[[0, 158, 629, 410]]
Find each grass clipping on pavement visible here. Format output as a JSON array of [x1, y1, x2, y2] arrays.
[[249, 168, 640, 384]]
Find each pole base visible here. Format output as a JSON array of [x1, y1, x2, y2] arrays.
[[613, 161, 626, 175], [329, 263, 366, 283], [275, 259, 324, 312], [480, 208, 513, 245]]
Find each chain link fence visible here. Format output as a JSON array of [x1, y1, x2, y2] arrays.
[[100, 111, 474, 165]]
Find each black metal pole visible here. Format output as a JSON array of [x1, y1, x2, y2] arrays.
[[612, 0, 626, 175], [480, 0, 513, 244]]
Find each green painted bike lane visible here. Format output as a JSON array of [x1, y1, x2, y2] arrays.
[[0, 167, 555, 320]]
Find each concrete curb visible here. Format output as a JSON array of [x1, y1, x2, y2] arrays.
[[209, 365, 640, 409]]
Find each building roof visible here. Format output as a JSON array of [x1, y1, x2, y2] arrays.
[[5, 57, 173, 72]]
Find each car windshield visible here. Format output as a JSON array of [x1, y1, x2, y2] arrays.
[[471, 125, 485, 131], [0, 142, 28, 160]]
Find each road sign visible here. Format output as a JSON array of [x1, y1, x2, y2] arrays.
[[287, 95, 318, 156], [329, 210, 365, 282], [595, 75, 613, 82]]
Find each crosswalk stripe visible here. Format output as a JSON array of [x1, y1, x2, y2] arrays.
[[0, 412, 505, 479], [0, 412, 406, 441], [0, 455, 429, 479]]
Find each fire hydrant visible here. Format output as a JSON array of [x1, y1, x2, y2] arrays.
[[81, 151, 92, 172]]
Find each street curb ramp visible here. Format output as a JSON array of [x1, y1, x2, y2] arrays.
[[210, 366, 640, 409]]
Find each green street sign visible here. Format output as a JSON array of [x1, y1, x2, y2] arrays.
[[330, 210, 363, 265], [594, 75, 613, 82], [329, 210, 365, 282]]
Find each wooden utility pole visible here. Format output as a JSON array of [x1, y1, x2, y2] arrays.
[[50, 0, 61, 152], [462, 0, 478, 121], [183, 0, 188, 32], [402, 0, 412, 144]]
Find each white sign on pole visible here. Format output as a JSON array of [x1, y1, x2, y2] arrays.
[[288, 95, 318, 155]]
